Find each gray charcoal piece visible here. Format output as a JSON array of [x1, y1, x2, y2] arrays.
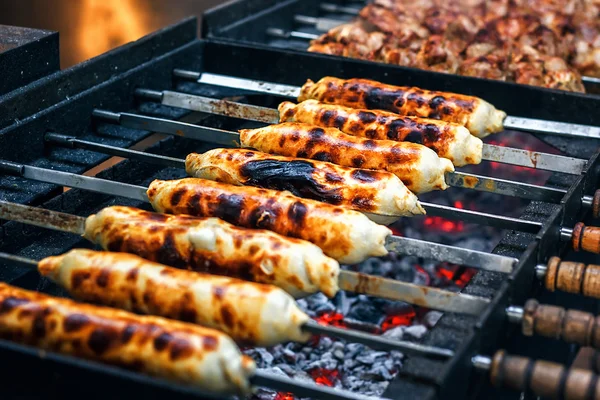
[[404, 324, 428, 339], [382, 326, 405, 339]]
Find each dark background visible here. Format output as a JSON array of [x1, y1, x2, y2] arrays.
[[0, 0, 222, 67]]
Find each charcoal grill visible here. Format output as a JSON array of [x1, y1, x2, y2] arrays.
[[201, 0, 600, 95], [1, 16, 600, 400]]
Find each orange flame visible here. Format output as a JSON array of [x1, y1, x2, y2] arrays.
[[77, 0, 149, 61]]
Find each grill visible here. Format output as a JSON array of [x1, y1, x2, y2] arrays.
[[201, 0, 600, 95], [1, 16, 600, 400]]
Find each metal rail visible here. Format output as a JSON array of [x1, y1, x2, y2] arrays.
[[134, 88, 587, 176], [171, 70, 600, 141]]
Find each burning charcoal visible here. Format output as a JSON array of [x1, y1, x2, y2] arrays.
[[253, 387, 277, 400], [304, 292, 335, 313], [251, 347, 275, 365], [383, 358, 396, 370], [332, 342, 345, 360], [346, 298, 385, 324], [404, 324, 428, 339], [276, 363, 297, 376], [333, 290, 353, 315], [281, 347, 296, 362], [355, 351, 388, 365], [343, 358, 358, 370], [345, 343, 366, 358], [424, 311, 444, 328], [317, 336, 333, 350]]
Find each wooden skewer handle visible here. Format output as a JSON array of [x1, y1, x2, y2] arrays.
[[545, 257, 600, 298], [490, 350, 600, 400], [522, 300, 600, 348], [572, 223, 600, 253], [591, 190, 600, 219]]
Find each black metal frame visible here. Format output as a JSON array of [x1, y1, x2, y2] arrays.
[[0, 16, 599, 399]]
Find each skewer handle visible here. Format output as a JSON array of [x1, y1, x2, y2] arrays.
[[545, 257, 600, 298], [572, 223, 600, 253], [522, 300, 600, 348], [490, 350, 600, 400], [591, 190, 600, 219]]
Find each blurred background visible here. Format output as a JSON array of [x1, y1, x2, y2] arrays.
[[0, 0, 223, 67]]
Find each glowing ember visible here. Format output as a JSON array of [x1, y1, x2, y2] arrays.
[[274, 392, 295, 400], [315, 311, 346, 327], [414, 265, 432, 286], [390, 226, 403, 236], [423, 216, 465, 233], [454, 268, 477, 288], [381, 308, 416, 331], [309, 368, 340, 386], [435, 264, 477, 288]]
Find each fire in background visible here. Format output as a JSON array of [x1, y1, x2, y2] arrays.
[[0, 0, 221, 67], [77, 0, 151, 62]]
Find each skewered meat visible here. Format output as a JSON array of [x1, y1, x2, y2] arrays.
[[84, 206, 340, 298], [39, 249, 311, 346], [147, 178, 392, 264], [298, 77, 506, 138], [0, 282, 255, 394], [240, 122, 454, 193], [185, 148, 425, 217], [277, 100, 482, 166], [307, 23, 386, 59]]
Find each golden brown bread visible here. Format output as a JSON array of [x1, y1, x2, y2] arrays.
[[298, 77, 506, 137], [146, 178, 392, 264], [83, 206, 340, 298], [278, 100, 482, 166], [239, 122, 454, 194], [185, 148, 425, 217], [39, 249, 311, 346], [0, 282, 255, 394]]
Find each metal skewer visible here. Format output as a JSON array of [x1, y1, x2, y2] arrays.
[[0, 199, 488, 315], [134, 88, 587, 176], [319, 2, 362, 15], [171, 70, 600, 141], [91, 108, 568, 208], [294, 15, 348, 31], [0, 250, 454, 359]]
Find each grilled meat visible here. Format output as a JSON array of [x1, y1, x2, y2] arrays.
[[84, 206, 340, 298], [147, 178, 392, 264], [307, 0, 597, 89], [240, 122, 454, 194], [297, 77, 506, 138], [185, 148, 425, 217], [39, 249, 311, 346], [278, 100, 482, 166], [0, 282, 255, 394]]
